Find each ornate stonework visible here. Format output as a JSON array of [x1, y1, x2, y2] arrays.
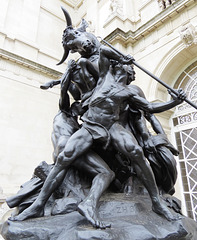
[[109, 0, 123, 16], [87, 20, 95, 34], [157, 0, 177, 10], [61, 0, 84, 8], [179, 23, 197, 47]]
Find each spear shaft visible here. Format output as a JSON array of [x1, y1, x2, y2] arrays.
[[101, 39, 197, 110]]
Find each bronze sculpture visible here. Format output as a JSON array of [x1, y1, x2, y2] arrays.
[[9, 43, 185, 225], [2, 7, 197, 240]]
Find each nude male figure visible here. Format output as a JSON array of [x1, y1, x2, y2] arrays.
[[11, 60, 115, 229], [12, 46, 185, 227]]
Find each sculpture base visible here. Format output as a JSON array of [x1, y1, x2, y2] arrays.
[[1, 193, 197, 240]]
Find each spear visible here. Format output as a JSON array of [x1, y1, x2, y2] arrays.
[[100, 38, 197, 110]]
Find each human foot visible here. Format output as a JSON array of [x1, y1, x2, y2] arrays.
[[78, 201, 111, 229], [9, 204, 44, 221], [152, 197, 181, 221]]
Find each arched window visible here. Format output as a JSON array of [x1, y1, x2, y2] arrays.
[[172, 61, 197, 220]]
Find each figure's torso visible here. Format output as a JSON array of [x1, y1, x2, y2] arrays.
[[85, 72, 131, 129], [53, 111, 79, 138]]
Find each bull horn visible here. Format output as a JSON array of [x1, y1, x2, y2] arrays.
[[61, 6, 72, 27], [57, 7, 72, 65], [56, 46, 70, 65]]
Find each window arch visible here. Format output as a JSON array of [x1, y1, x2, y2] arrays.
[[172, 61, 197, 220]]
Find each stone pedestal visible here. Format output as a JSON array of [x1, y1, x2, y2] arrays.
[[1, 193, 197, 240]]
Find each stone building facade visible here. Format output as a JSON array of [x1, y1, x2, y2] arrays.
[[0, 0, 197, 221]]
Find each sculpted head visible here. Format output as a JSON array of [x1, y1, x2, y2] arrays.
[[57, 7, 101, 65], [111, 61, 135, 84], [123, 65, 135, 84]]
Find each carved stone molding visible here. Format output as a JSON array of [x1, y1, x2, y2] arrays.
[[109, 0, 123, 17], [105, 0, 124, 26], [61, 0, 84, 9], [179, 23, 197, 47], [87, 20, 95, 34], [0, 48, 62, 78], [157, 0, 177, 10], [105, 0, 195, 45]]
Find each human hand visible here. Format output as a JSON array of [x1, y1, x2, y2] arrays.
[[144, 138, 156, 153], [40, 81, 54, 90], [121, 54, 135, 64], [67, 59, 77, 70], [168, 88, 186, 103]]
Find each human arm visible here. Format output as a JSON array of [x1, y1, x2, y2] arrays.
[[99, 45, 134, 77], [59, 60, 77, 111], [40, 80, 61, 90], [40, 59, 77, 90], [130, 88, 186, 113], [144, 112, 165, 134]]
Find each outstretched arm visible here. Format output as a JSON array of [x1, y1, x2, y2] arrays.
[[130, 89, 186, 113], [40, 79, 61, 90]]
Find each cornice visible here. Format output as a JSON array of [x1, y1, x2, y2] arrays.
[[104, 0, 196, 44], [61, 0, 84, 9], [0, 48, 62, 78], [138, 0, 152, 11]]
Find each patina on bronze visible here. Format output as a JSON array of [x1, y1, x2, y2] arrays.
[[2, 7, 197, 240]]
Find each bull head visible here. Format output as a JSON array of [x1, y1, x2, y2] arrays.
[[57, 7, 100, 65]]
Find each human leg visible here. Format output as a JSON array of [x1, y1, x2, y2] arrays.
[[75, 150, 115, 228], [10, 166, 67, 221], [11, 128, 93, 221], [109, 123, 177, 221]]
